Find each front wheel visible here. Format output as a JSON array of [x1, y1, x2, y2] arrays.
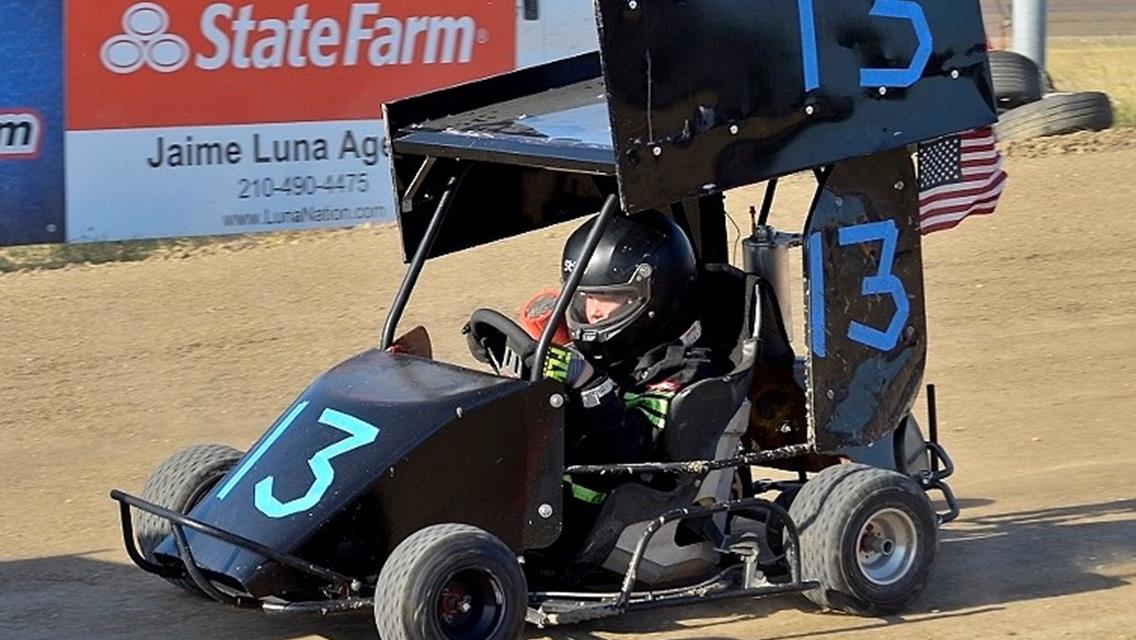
[[374, 524, 527, 640], [134, 443, 243, 597], [789, 463, 938, 615]]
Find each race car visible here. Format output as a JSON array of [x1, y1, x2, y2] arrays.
[[112, 1, 994, 637]]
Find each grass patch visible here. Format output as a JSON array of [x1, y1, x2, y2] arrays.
[[1048, 37, 1136, 126], [0, 237, 209, 273], [0, 234, 286, 273], [0, 225, 390, 273]]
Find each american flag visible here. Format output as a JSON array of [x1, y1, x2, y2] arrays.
[[917, 126, 1008, 234]]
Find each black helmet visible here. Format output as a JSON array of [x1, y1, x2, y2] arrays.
[[561, 210, 697, 363]]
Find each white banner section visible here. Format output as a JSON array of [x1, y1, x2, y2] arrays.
[[66, 119, 393, 242]]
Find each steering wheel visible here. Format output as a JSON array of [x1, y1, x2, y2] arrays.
[[463, 309, 538, 379]]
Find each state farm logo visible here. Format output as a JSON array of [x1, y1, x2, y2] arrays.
[[102, 3, 191, 74], [100, 2, 490, 75], [0, 111, 42, 159]]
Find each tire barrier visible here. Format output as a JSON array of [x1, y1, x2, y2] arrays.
[[995, 91, 1115, 142], [989, 50, 1043, 110], [987, 49, 1115, 143]]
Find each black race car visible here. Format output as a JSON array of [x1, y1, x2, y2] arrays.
[[112, 1, 995, 637]]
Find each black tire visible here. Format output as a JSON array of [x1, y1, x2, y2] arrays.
[[761, 485, 801, 572], [988, 50, 1043, 109], [995, 91, 1114, 142], [374, 524, 527, 640], [789, 464, 937, 615], [134, 444, 243, 597]]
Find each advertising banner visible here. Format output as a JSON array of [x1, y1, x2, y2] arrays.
[[65, 0, 516, 242], [0, 0, 66, 246]]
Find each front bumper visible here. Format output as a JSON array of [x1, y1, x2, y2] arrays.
[[110, 490, 372, 614]]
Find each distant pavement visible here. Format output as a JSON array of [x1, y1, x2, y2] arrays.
[[981, 0, 1136, 42]]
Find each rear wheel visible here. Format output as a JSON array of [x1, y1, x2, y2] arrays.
[[374, 524, 527, 640], [789, 463, 937, 615], [134, 443, 243, 597]]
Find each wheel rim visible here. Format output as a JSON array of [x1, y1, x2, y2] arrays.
[[855, 508, 918, 586], [435, 568, 505, 640]]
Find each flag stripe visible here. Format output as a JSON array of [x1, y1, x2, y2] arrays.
[[920, 167, 1007, 206], [961, 156, 1000, 168], [919, 162, 1005, 204], [920, 178, 1007, 220], [921, 202, 1000, 234], [922, 189, 1005, 225], [961, 132, 995, 145], [921, 184, 1006, 223]]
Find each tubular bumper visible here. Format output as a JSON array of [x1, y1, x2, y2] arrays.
[[110, 490, 370, 614], [919, 441, 960, 524], [920, 384, 960, 524]]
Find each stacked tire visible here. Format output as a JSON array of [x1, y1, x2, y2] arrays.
[[990, 50, 1043, 110], [990, 50, 1114, 142]]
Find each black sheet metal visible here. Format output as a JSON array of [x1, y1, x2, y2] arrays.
[[597, 0, 997, 212], [393, 77, 615, 175], [154, 349, 564, 597], [802, 147, 927, 452], [384, 1, 996, 255], [386, 52, 613, 175], [386, 54, 620, 261]]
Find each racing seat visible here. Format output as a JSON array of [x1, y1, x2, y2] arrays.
[[573, 264, 768, 576]]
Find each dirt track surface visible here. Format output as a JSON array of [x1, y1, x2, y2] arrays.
[[2, 133, 1136, 640]]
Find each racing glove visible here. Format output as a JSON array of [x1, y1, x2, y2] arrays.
[[542, 345, 596, 390]]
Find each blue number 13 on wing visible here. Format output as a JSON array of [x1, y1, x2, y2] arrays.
[[216, 401, 380, 518], [797, 0, 933, 90]]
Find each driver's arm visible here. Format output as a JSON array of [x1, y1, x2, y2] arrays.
[[543, 347, 655, 465], [567, 375, 658, 465]]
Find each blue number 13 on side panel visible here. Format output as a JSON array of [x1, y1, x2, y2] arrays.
[[216, 401, 380, 518], [809, 220, 910, 358]]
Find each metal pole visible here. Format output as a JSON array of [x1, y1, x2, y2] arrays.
[[530, 193, 620, 381], [1012, 0, 1047, 74], [927, 383, 939, 474], [381, 165, 467, 349], [758, 178, 778, 227]]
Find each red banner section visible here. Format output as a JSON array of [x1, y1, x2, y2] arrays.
[[68, 0, 515, 130]]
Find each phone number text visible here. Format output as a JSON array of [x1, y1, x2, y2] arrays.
[[239, 173, 370, 199]]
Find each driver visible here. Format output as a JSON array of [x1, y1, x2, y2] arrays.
[[516, 210, 732, 569], [540, 210, 727, 468]]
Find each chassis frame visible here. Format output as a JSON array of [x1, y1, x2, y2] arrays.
[[112, 410, 956, 623]]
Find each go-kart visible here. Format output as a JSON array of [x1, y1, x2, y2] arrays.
[[111, 1, 996, 637]]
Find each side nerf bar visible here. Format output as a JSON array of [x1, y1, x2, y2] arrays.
[[920, 441, 960, 524], [920, 384, 960, 525], [110, 490, 368, 612], [528, 495, 820, 627]]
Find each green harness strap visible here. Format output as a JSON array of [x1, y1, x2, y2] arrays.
[[563, 475, 607, 505], [623, 389, 676, 430]]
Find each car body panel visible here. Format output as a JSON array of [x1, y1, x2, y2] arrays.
[[154, 349, 564, 597]]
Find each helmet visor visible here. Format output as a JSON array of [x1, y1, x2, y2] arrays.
[[567, 268, 652, 336]]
